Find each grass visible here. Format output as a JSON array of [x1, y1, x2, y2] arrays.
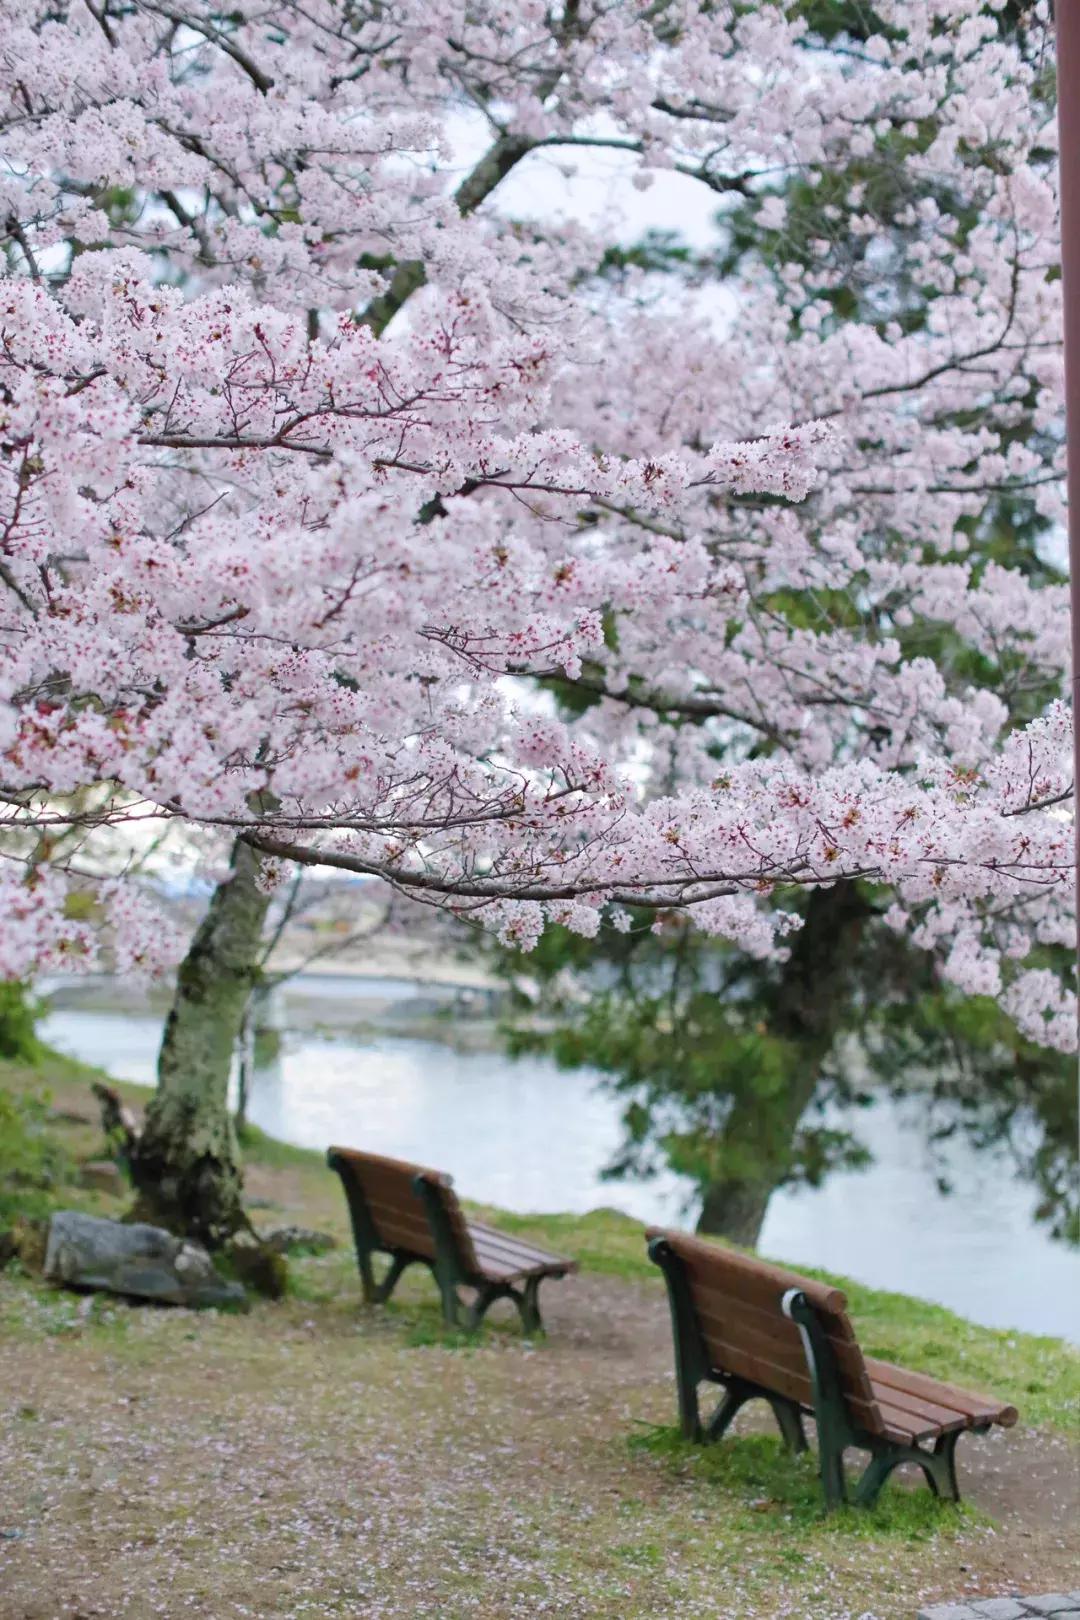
[[1, 1049, 1078, 1618], [466, 1213, 1080, 1440], [3, 1050, 1078, 1434], [629, 1427, 985, 1541]]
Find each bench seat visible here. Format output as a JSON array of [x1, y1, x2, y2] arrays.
[[647, 1227, 1017, 1509], [329, 1146, 576, 1333], [866, 1358, 1017, 1445], [467, 1220, 574, 1283]]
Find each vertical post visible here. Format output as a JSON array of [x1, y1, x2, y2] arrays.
[[412, 1175, 465, 1327], [783, 1290, 850, 1510], [326, 1152, 379, 1302], [648, 1237, 706, 1441], [1057, 1, 1080, 1043]]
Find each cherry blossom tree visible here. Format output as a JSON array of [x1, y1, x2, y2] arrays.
[[1, 0, 1072, 1238], [489, 0, 1077, 1248]]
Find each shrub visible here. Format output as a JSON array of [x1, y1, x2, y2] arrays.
[[0, 983, 43, 1064], [0, 1088, 68, 1235]]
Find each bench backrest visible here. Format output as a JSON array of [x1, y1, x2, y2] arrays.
[[328, 1146, 478, 1274], [648, 1228, 885, 1437]]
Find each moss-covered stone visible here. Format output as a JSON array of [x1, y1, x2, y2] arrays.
[[226, 1236, 289, 1299]]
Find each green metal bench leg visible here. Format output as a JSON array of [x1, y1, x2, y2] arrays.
[[705, 1380, 753, 1442], [356, 1246, 378, 1304], [436, 1273, 464, 1328], [463, 1282, 499, 1330], [517, 1277, 544, 1336], [462, 1280, 544, 1336], [412, 1175, 469, 1329], [372, 1252, 411, 1304], [705, 1381, 807, 1454], [649, 1237, 707, 1442], [854, 1431, 966, 1507], [768, 1395, 809, 1455], [356, 1247, 416, 1306], [853, 1449, 899, 1507], [931, 1430, 962, 1502], [818, 1434, 849, 1509]]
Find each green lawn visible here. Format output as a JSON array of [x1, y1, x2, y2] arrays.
[[1, 1049, 1078, 1619], [3, 1050, 1077, 1435]]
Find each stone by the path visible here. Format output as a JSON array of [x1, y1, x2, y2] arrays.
[[77, 1160, 125, 1195], [976, 1603, 1041, 1620], [918, 1598, 1080, 1620], [44, 1211, 246, 1309], [261, 1225, 337, 1255]]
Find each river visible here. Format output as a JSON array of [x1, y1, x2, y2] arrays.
[[40, 990, 1080, 1343]]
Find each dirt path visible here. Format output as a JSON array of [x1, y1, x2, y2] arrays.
[[1, 1261, 1077, 1620]]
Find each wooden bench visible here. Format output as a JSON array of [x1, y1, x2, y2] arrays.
[[328, 1146, 577, 1334], [647, 1228, 1017, 1509]]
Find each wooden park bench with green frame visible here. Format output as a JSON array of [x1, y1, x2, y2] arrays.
[[646, 1228, 1017, 1510], [328, 1146, 577, 1334]]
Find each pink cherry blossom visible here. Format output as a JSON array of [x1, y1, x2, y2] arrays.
[[0, 1, 1072, 1049]]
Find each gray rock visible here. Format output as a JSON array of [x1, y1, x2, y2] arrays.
[[917, 1607, 980, 1620], [44, 1211, 246, 1309], [78, 1160, 125, 1195], [1025, 1603, 1079, 1617], [972, 1603, 1030, 1619], [261, 1225, 337, 1255]]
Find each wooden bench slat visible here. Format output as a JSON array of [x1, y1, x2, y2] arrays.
[[867, 1360, 1016, 1425], [687, 1282, 879, 1427], [866, 1359, 1017, 1427], [467, 1247, 569, 1283], [873, 1397, 957, 1444], [866, 1381, 971, 1437], [691, 1300, 868, 1386], [471, 1255, 547, 1282], [678, 1250, 854, 1333], [689, 1279, 862, 1360], [466, 1221, 572, 1267], [467, 1222, 575, 1276], [869, 1373, 990, 1427], [467, 1224, 560, 1265], [363, 1197, 438, 1256], [647, 1227, 847, 1315], [330, 1146, 447, 1186], [695, 1325, 884, 1432], [359, 1165, 447, 1203]]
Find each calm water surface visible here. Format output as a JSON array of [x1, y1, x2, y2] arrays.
[[41, 1004, 1080, 1343]]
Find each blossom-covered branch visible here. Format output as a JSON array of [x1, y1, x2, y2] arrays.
[[0, 0, 1072, 1050]]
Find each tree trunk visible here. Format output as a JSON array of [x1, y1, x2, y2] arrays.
[[694, 1060, 822, 1247], [130, 838, 271, 1245], [697, 1172, 776, 1249], [695, 883, 871, 1248]]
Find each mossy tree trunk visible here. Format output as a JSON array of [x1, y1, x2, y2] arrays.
[[697, 1169, 783, 1250], [695, 884, 870, 1248], [130, 838, 270, 1245]]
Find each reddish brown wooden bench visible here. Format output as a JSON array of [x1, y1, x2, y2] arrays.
[[328, 1146, 577, 1334], [647, 1228, 1017, 1510]]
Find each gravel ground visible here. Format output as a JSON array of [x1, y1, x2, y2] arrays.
[[1, 1258, 1077, 1620]]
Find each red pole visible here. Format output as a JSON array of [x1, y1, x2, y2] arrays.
[[1056, 1, 1080, 1045]]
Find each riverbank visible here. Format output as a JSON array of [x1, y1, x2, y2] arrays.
[[1, 1051, 1078, 1619], [41, 971, 512, 1052], [40, 1001, 1080, 1342]]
